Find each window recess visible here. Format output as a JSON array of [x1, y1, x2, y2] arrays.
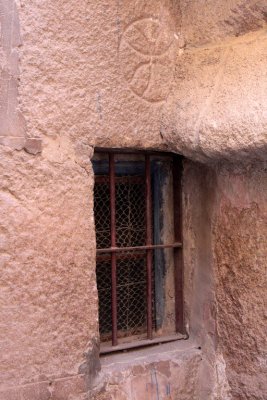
[[93, 150, 185, 353]]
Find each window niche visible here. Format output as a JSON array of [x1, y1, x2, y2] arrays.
[[92, 149, 185, 353]]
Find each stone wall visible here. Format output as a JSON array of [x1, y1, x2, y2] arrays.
[[0, 0, 25, 149], [214, 163, 267, 399], [0, 0, 266, 399], [0, 146, 99, 399]]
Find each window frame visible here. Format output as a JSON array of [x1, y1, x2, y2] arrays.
[[93, 149, 185, 353]]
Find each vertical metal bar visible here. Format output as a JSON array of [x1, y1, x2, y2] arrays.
[[109, 153, 118, 346], [145, 155, 153, 339], [173, 156, 185, 333]]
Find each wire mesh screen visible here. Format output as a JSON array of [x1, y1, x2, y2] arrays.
[[94, 176, 146, 249], [117, 254, 147, 335], [96, 252, 150, 341], [95, 173, 154, 342], [115, 176, 146, 247]]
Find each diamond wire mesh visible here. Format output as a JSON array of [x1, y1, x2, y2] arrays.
[[117, 253, 147, 337], [94, 174, 154, 342], [115, 176, 146, 247], [96, 252, 148, 340]]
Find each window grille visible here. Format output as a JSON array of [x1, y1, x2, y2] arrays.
[[93, 150, 184, 351]]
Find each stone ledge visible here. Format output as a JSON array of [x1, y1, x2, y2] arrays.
[[93, 340, 202, 399], [100, 338, 200, 371]]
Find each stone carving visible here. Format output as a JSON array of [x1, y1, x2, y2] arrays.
[[120, 18, 175, 103]]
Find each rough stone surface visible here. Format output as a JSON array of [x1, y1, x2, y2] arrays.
[[18, 0, 181, 151], [92, 345, 202, 400], [162, 30, 267, 162], [17, 0, 267, 162], [24, 137, 42, 154], [214, 163, 267, 399], [0, 146, 98, 397], [181, 0, 267, 46], [0, 0, 266, 399]]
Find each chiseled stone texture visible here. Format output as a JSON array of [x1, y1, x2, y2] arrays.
[[214, 163, 267, 399], [0, 0, 266, 399], [162, 30, 267, 162], [0, 374, 87, 400], [181, 0, 267, 46], [18, 0, 181, 150], [0, 146, 98, 397], [17, 0, 267, 162]]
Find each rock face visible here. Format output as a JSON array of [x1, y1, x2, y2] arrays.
[[18, 0, 181, 151], [181, 0, 267, 46], [215, 164, 267, 400], [0, 0, 266, 399], [0, 147, 98, 398], [162, 31, 267, 162]]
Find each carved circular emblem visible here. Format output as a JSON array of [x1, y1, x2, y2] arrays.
[[119, 18, 175, 103]]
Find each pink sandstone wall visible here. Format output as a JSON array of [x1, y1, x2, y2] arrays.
[[215, 163, 267, 399], [0, 0, 266, 399], [0, 0, 25, 149]]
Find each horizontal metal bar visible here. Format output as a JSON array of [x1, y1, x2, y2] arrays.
[[96, 242, 182, 254], [100, 333, 188, 354]]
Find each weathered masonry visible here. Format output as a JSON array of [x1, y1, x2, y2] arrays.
[[0, 1, 266, 400]]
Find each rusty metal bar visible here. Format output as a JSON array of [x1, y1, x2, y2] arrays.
[[173, 156, 184, 334], [100, 332, 187, 354], [109, 153, 118, 346], [96, 242, 182, 253], [145, 154, 153, 340]]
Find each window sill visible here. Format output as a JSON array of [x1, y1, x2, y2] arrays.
[[100, 337, 200, 371], [100, 333, 188, 355]]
